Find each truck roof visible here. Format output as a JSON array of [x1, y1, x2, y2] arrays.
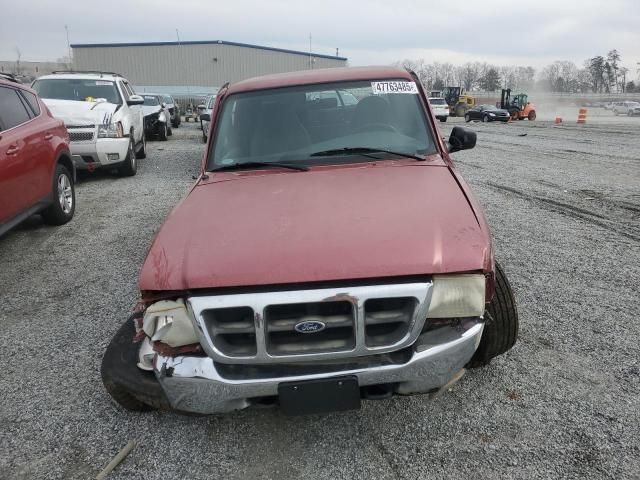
[[227, 66, 414, 94]]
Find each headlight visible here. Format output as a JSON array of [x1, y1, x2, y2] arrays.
[[142, 299, 200, 347], [159, 112, 167, 122], [489, 113, 496, 116], [98, 121, 123, 138], [427, 274, 485, 318]]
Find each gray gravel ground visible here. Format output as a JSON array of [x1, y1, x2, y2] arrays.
[[0, 116, 639, 480]]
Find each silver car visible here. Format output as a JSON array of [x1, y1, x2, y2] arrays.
[[200, 94, 216, 143], [612, 101, 640, 116]]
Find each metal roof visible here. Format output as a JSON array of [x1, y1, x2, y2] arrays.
[[70, 40, 348, 61]]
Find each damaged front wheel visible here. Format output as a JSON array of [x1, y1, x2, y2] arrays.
[[101, 318, 170, 411]]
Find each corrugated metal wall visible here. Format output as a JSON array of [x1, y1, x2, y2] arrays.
[[72, 43, 346, 87]]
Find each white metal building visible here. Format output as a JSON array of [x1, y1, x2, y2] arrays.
[[71, 40, 348, 88]]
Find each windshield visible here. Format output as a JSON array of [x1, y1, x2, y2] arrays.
[[143, 95, 160, 106], [32, 78, 121, 104], [162, 96, 173, 104], [429, 98, 446, 105], [208, 79, 435, 170]]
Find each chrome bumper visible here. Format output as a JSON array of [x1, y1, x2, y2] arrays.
[[153, 320, 484, 414]]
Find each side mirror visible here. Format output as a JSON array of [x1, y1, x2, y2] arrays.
[[199, 113, 210, 122], [161, 102, 166, 108], [127, 94, 144, 106], [447, 126, 476, 153], [127, 95, 144, 106]]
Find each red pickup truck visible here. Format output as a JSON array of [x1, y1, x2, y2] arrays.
[[102, 66, 518, 415]]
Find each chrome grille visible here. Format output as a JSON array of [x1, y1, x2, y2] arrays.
[[201, 307, 256, 357], [189, 283, 432, 364], [265, 301, 355, 355], [66, 124, 95, 129], [364, 297, 416, 347], [69, 131, 94, 142]]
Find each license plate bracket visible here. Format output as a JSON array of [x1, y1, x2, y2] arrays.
[[278, 376, 361, 416]]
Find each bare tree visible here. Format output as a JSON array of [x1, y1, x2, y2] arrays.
[[15, 47, 22, 75]]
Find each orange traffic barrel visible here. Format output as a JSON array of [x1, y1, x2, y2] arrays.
[[577, 108, 588, 124]]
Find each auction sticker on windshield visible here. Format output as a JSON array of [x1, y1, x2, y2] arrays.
[[371, 81, 418, 94]]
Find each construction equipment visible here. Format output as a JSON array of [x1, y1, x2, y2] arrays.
[[499, 89, 536, 120], [443, 87, 475, 117]]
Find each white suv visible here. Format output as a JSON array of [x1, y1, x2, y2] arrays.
[[428, 97, 449, 122], [32, 71, 146, 176]]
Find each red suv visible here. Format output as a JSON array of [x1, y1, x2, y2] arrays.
[[0, 74, 75, 237]]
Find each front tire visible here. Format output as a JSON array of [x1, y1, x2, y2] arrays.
[[439, 117, 447, 123], [528, 111, 536, 121], [135, 132, 146, 159], [467, 261, 519, 367], [117, 138, 137, 177], [464, 114, 471, 123], [159, 123, 168, 141], [42, 164, 75, 225], [482, 115, 490, 123], [101, 319, 169, 411]]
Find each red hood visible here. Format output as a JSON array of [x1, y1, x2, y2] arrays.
[[139, 161, 490, 291]]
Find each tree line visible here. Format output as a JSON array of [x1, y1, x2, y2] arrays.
[[399, 49, 640, 94]]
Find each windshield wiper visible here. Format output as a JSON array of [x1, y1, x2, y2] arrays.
[[310, 147, 425, 161], [210, 161, 309, 172]]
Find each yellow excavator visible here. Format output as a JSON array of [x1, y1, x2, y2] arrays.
[[443, 87, 476, 117]]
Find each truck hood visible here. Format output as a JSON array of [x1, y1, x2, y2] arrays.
[[139, 162, 490, 291], [43, 99, 118, 126]]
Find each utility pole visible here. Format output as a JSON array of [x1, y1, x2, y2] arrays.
[[65, 25, 72, 69]]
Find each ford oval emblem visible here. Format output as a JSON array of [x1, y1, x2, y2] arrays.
[[294, 320, 326, 334]]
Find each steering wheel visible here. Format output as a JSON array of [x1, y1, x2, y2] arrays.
[[353, 122, 398, 134]]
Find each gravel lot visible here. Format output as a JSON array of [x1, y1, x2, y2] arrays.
[[1, 115, 639, 480]]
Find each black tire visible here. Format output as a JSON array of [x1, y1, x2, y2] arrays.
[[101, 319, 170, 411], [464, 114, 471, 123], [42, 164, 75, 225], [528, 111, 536, 121], [167, 125, 173, 137], [439, 117, 447, 123], [135, 132, 146, 159], [159, 123, 168, 141], [117, 138, 137, 177], [467, 261, 519, 368], [482, 115, 490, 123]]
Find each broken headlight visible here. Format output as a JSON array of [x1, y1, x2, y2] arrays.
[[142, 299, 200, 347], [426, 274, 485, 318]]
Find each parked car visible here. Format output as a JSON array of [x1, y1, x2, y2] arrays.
[[428, 97, 449, 122], [142, 94, 172, 141], [0, 73, 76, 237], [465, 104, 510, 123], [102, 66, 519, 416], [200, 94, 216, 143], [161, 95, 181, 128], [613, 101, 640, 116], [32, 71, 145, 176]]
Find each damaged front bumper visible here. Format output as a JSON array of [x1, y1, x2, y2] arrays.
[[144, 319, 483, 414]]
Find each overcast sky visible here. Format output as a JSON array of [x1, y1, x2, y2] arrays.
[[2, 0, 639, 72]]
